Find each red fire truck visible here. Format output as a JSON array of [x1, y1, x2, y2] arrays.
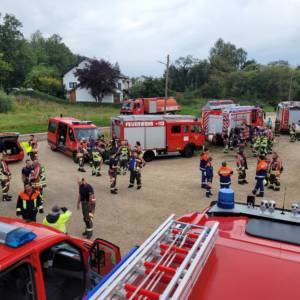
[[202, 103, 264, 143], [111, 115, 205, 161], [275, 101, 300, 132], [87, 198, 300, 300], [2, 198, 300, 299], [47, 117, 101, 162], [0, 132, 24, 162], [120, 97, 180, 115]]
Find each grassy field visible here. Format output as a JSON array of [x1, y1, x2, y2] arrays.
[[0, 93, 275, 134], [0, 96, 120, 133]]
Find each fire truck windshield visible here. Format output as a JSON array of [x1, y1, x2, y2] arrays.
[[122, 102, 132, 110], [75, 128, 100, 140]]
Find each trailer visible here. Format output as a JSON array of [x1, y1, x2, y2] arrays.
[[202, 104, 263, 143], [111, 115, 205, 161], [275, 101, 300, 132], [120, 97, 181, 115]]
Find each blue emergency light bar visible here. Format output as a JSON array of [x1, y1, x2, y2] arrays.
[[0, 222, 37, 248]]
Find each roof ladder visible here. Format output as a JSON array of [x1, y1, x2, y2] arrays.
[[88, 215, 219, 300]]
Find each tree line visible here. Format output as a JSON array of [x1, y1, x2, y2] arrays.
[[130, 39, 300, 106], [0, 13, 82, 97]]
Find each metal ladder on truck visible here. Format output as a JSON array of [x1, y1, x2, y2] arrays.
[[87, 214, 219, 300]]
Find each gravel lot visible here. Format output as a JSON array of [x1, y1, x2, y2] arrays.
[[2, 132, 299, 255]]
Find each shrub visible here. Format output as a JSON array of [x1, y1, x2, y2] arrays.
[[0, 90, 12, 113]]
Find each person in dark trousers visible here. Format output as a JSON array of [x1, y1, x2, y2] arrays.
[[236, 148, 248, 184], [217, 161, 233, 189], [252, 155, 268, 197], [77, 178, 95, 239], [0, 152, 12, 201], [22, 159, 33, 184], [205, 157, 214, 198], [108, 152, 119, 194], [16, 183, 44, 222], [128, 150, 143, 189], [28, 134, 39, 161], [199, 148, 209, 189]]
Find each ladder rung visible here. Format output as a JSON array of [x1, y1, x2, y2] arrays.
[[172, 229, 200, 239], [145, 269, 173, 284], [124, 283, 161, 300], [160, 243, 189, 255], [160, 251, 186, 264], [144, 261, 176, 275]]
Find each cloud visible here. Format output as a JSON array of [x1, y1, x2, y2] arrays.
[[1, 0, 300, 76]]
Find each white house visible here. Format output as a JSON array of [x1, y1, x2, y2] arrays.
[[62, 59, 132, 103]]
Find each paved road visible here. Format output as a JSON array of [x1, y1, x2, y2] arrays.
[[2, 133, 299, 254]]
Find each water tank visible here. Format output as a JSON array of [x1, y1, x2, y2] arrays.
[[218, 188, 235, 209]]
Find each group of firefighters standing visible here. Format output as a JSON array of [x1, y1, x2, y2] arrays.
[[76, 136, 145, 194], [200, 122, 283, 198]]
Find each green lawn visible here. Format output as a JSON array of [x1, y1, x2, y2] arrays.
[[0, 97, 120, 133]]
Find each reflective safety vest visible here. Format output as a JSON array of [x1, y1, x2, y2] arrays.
[[16, 191, 43, 214], [260, 137, 268, 147], [92, 150, 102, 162], [40, 166, 47, 188], [218, 166, 233, 185], [119, 147, 129, 160], [43, 210, 72, 233], [256, 160, 268, 178]]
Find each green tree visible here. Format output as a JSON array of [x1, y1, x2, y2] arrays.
[[0, 53, 12, 87], [209, 38, 247, 72], [129, 77, 165, 98]]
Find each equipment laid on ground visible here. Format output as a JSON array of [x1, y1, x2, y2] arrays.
[[276, 101, 300, 132], [111, 115, 205, 161], [120, 97, 180, 115], [0, 132, 24, 162], [202, 101, 264, 143], [47, 117, 101, 162]]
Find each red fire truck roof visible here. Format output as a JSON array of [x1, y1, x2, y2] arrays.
[[113, 114, 198, 122], [0, 216, 67, 271], [49, 117, 97, 128], [186, 203, 300, 300]]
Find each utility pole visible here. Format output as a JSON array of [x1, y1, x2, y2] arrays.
[[157, 54, 170, 114], [288, 70, 294, 102]]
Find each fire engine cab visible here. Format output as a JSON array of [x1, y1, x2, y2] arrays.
[[47, 117, 101, 162], [87, 193, 300, 300], [202, 103, 264, 143], [111, 115, 205, 161], [275, 101, 300, 132]]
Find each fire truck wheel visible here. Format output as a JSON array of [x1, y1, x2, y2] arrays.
[[182, 144, 194, 158], [143, 150, 155, 162], [73, 152, 79, 163]]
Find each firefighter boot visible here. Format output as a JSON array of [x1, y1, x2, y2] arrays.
[[137, 185, 142, 190], [252, 189, 257, 196], [257, 192, 264, 197], [128, 184, 134, 188]]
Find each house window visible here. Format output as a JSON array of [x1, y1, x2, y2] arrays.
[[69, 82, 77, 89], [117, 83, 122, 90]]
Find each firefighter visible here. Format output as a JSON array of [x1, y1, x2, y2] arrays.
[[222, 133, 229, 154], [236, 148, 248, 184], [134, 141, 142, 153], [128, 150, 143, 189], [266, 117, 273, 129], [22, 159, 33, 184], [252, 134, 261, 157], [77, 139, 88, 172], [217, 161, 233, 189], [28, 134, 39, 161], [39, 164, 47, 192], [290, 123, 296, 142], [268, 152, 283, 191], [16, 183, 44, 222], [108, 152, 118, 194], [91, 145, 102, 177], [77, 178, 95, 239], [205, 157, 213, 198], [88, 135, 96, 167], [260, 133, 269, 156], [267, 128, 274, 154], [252, 155, 268, 197], [199, 148, 209, 189], [118, 140, 130, 175], [30, 158, 43, 197], [274, 119, 281, 136], [43, 205, 72, 233], [0, 152, 12, 201]]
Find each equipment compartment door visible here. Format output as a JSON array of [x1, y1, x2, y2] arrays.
[[289, 109, 300, 125], [124, 127, 145, 149], [145, 126, 165, 149], [149, 101, 157, 113], [208, 115, 223, 134]]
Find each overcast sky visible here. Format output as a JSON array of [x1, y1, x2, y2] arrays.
[[1, 0, 300, 76]]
